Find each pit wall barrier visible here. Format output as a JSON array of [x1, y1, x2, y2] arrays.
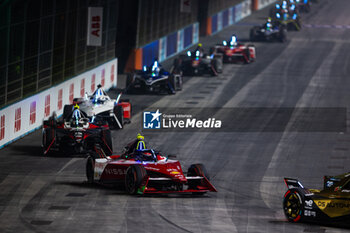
[[0, 58, 118, 149], [206, 0, 252, 36], [126, 22, 199, 71], [252, 0, 278, 10]]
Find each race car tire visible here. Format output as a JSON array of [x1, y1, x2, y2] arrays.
[[42, 128, 55, 155], [112, 105, 124, 129], [244, 49, 251, 64], [86, 156, 95, 184], [125, 165, 147, 195], [247, 44, 256, 62], [283, 189, 304, 223], [101, 130, 113, 156], [214, 55, 223, 73], [63, 104, 74, 121], [187, 164, 210, 195]]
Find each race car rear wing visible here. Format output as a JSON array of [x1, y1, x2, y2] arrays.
[[284, 177, 306, 190]]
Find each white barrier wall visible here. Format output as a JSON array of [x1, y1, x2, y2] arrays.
[[0, 58, 118, 149]]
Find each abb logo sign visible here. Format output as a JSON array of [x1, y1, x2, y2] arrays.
[[0, 115, 4, 140], [44, 95, 50, 117], [30, 101, 36, 125], [91, 16, 101, 37], [110, 65, 115, 83], [87, 7, 103, 46], [14, 108, 21, 132]]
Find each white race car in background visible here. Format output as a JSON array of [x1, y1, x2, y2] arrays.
[[63, 84, 132, 129]]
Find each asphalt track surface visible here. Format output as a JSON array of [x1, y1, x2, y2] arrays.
[[1, 1, 350, 232]]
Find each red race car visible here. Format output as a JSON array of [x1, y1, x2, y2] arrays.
[[86, 147, 217, 195], [211, 35, 256, 64], [42, 108, 113, 156]]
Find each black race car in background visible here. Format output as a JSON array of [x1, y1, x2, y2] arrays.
[[283, 172, 350, 228], [250, 19, 287, 42], [271, 1, 302, 31], [126, 60, 182, 94], [175, 44, 223, 76], [42, 109, 113, 156]]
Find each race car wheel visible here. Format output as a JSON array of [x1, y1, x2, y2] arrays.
[[86, 156, 95, 184], [187, 164, 210, 195], [112, 105, 124, 129], [247, 45, 256, 62], [125, 165, 147, 195], [244, 49, 251, 64], [63, 104, 74, 121], [283, 189, 304, 222]]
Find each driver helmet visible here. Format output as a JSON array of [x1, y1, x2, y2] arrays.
[[230, 34, 237, 46], [137, 133, 144, 141], [93, 84, 106, 103], [151, 59, 160, 75], [282, 0, 287, 9], [72, 104, 82, 119]]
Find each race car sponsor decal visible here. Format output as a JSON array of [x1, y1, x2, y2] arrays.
[[304, 210, 316, 217], [315, 200, 350, 218], [143, 109, 222, 130], [94, 159, 108, 180], [143, 108, 345, 132], [104, 168, 126, 175], [305, 200, 313, 209], [145, 166, 160, 171]]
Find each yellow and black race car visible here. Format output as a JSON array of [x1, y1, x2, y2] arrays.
[[283, 172, 350, 228]]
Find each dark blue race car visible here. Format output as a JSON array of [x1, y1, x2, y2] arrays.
[[126, 60, 182, 94]]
